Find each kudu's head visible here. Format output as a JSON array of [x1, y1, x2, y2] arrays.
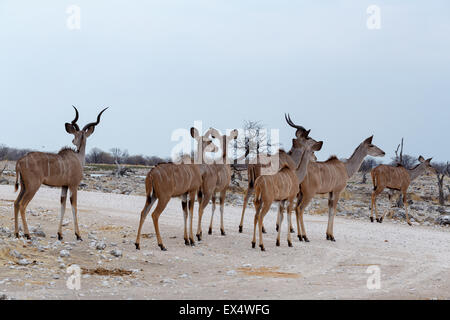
[[362, 136, 385, 158], [65, 106, 108, 151], [417, 156, 436, 174], [190, 127, 220, 160], [285, 113, 319, 160], [209, 128, 238, 159]]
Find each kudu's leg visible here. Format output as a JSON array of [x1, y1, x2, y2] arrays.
[[14, 184, 25, 238], [57, 186, 68, 240], [277, 204, 294, 233], [219, 189, 226, 236], [188, 191, 196, 245], [326, 191, 341, 241], [286, 199, 294, 247], [208, 194, 216, 235], [276, 201, 286, 247], [381, 191, 395, 222], [276, 203, 281, 232], [69, 187, 82, 241], [258, 202, 272, 251], [251, 197, 261, 248], [135, 195, 157, 250], [371, 187, 383, 223], [151, 197, 170, 251], [196, 191, 212, 241], [239, 187, 252, 233], [296, 194, 312, 242], [181, 194, 189, 245], [18, 184, 40, 240]]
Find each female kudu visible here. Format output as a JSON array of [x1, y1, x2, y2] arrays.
[[296, 136, 385, 242], [370, 156, 435, 225]]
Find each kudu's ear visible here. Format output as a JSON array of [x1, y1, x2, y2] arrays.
[[426, 157, 432, 163], [229, 129, 238, 140], [364, 135, 373, 144], [85, 125, 95, 138], [190, 127, 199, 139], [418, 155, 425, 162], [313, 141, 323, 151], [65, 123, 77, 135]]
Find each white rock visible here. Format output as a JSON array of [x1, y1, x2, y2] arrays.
[[59, 250, 70, 257]]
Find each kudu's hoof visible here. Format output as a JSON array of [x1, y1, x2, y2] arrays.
[[298, 235, 303, 241], [220, 229, 226, 236], [262, 227, 267, 234], [303, 236, 309, 242], [275, 225, 279, 232], [251, 242, 256, 248], [290, 227, 295, 233], [189, 238, 195, 246], [379, 218, 383, 223], [76, 234, 83, 241], [238, 226, 243, 233], [15, 233, 19, 239], [208, 228, 212, 235], [276, 239, 280, 247], [288, 241, 293, 247], [370, 217, 374, 223], [196, 233, 202, 241], [25, 234, 31, 240], [135, 243, 140, 250], [158, 244, 167, 251], [184, 239, 190, 246], [326, 234, 336, 242], [57, 233, 63, 241], [259, 245, 265, 251]]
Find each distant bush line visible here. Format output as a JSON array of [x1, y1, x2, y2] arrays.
[[0, 144, 169, 167]]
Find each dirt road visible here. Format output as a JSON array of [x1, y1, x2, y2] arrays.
[[0, 185, 449, 300]]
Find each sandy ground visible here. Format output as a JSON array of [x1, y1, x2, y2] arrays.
[[0, 184, 449, 300]]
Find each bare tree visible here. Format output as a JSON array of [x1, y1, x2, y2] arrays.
[[359, 158, 379, 183], [434, 161, 449, 206]]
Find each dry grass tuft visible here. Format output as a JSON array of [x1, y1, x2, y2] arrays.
[[238, 266, 301, 279]]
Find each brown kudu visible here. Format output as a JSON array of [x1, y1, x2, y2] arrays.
[[296, 136, 385, 242], [191, 127, 238, 240], [252, 136, 323, 251], [135, 157, 203, 250], [14, 106, 107, 240], [370, 156, 435, 225], [238, 114, 310, 234]]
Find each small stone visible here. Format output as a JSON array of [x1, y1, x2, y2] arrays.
[[160, 278, 175, 284], [110, 249, 122, 257], [59, 250, 70, 257], [17, 259, 31, 266], [9, 250, 23, 259], [96, 241, 106, 250], [226, 270, 236, 276]]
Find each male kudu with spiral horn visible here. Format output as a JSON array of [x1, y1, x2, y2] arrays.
[[14, 106, 108, 240]]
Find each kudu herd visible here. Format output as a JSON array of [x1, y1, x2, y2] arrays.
[[8, 107, 437, 254]]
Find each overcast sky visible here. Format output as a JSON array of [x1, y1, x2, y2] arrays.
[[0, 1, 449, 162]]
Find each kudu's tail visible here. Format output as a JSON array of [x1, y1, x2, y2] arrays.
[[14, 162, 20, 192], [371, 170, 377, 191], [145, 173, 154, 201]]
